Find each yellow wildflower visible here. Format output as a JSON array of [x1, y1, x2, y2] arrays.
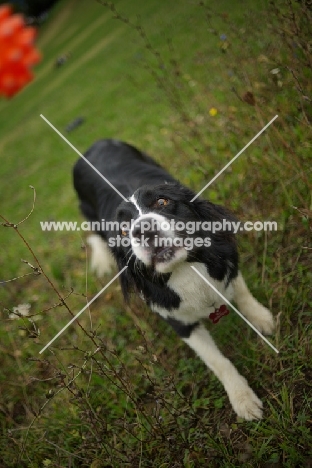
[[209, 107, 218, 117]]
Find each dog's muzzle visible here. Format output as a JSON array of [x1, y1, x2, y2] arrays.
[[130, 214, 187, 272]]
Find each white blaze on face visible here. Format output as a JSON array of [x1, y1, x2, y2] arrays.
[[129, 212, 187, 273], [129, 194, 143, 216]]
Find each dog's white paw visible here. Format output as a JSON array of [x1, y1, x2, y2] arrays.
[[250, 304, 275, 335], [234, 273, 275, 336], [229, 384, 263, 421]]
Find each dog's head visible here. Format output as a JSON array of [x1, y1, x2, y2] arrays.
[[108, 183, 238, 298]]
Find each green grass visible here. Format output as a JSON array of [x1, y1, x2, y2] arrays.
[[0, 0, 311, 466]]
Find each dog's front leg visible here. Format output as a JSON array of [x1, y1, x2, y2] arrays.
[[233, 272, 275, 335], [182, 324, 263, 420]]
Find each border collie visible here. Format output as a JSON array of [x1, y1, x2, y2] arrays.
[[73, 139, 275, 421]]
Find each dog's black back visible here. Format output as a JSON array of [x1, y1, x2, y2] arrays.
[[73, 139, 177, 228]]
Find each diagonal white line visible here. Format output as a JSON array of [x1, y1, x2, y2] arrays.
[[39, 266, 128, 354], [40, 114, 128, 202], [190, 115, 278, 202], [190, 266, 279, 354]]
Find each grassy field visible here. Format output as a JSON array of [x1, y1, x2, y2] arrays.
[[0, 0, 311, 466]]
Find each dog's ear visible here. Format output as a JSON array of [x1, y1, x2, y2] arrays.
[[189, 195, 237, 224], [172, 184, 236, 223], [190, 195, 239, 282]]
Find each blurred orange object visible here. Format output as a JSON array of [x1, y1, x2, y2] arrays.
[[0, 4, 41, 98]]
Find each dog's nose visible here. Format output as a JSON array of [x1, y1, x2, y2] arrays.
[[131, 217, 159, 239]]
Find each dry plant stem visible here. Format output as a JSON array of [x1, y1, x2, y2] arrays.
[[18, 355, 90, 462], [44, 439, 85, 461], [133, 321, 197, 412], [1, 271, 39, 284], [261, 230, 268, 285], [272, 123, 311, 190], [20, 349, 132, 462], [97, 1, 199, 129], [93, 354, 160, 436], [250, 110, 310, 205], [0, 213, 99, 346], [0, 212, 119, 461]]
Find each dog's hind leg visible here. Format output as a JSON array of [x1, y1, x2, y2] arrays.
[[86, 234, 115, 277], [233, 272, 275, 335], [78, 201, 116, 277]]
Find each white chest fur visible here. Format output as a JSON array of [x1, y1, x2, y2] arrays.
[[152, 262, 234, 324]]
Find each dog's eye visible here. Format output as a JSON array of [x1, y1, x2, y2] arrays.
[[156, 198, 169, 207]]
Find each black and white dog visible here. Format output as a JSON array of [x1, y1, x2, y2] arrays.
[[73, 139, 275, 421]]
